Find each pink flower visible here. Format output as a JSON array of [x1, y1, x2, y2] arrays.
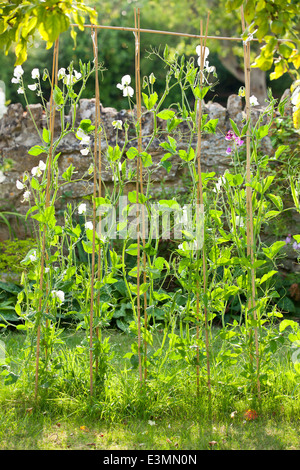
[[226, 147, 232, 154], [225, 130, 235, 141], [235, 136, 244, 146]]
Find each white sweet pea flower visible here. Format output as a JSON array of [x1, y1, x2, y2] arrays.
[[31, 166, 40, 177], [38, 160, 46, 171], [80, 147, 89, 156], [21, 190, 31, 202], [28, 84, 37, 91], [31, 68, 40, 79], [85, 221, 93, 230], [235, 216, 244, 227], [31, 160, 46, 177], [78, 203, 87, 214], [51, 290, 65, 302], [116, 75, 134, 97], [11, 77, 20, 84], [112, 120, 123, 130], [213, 176, 226, 192], [205, 62, 215, 74], [16, 179, 25, 190], [64, 74, 74, 86], [196, 46, 209, 66], [76, 127, 90, 144], [250, 95, 259, 106], [13, 65, 24, 81], [57, 68, 66, 80], [29, 251, 37, 262], [0, 171, 5, 183], [73, 70, 82, 80], [17, 87, 24, 94]]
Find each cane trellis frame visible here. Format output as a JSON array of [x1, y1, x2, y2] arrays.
[[33, 7, 265, 400]]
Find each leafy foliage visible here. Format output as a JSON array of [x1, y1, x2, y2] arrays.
[[226, 0, 300, 128], [0, 0, 97, 64]]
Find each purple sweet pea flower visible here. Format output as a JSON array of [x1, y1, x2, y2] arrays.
[[225, 130, 235, 141], [285, 234, 292, 244], [226, 146, 232, 154], [293, 241, 300, 250], [235, 136, 244, 146]]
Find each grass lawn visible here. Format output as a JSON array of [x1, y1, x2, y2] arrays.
[[1, 327, 300, 451]]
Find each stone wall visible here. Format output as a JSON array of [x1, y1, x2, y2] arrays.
[[0, 93, 299, 274], [0, 93, 284, 240]]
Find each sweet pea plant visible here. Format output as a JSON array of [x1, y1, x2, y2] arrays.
[[7, 38, 299, 406]]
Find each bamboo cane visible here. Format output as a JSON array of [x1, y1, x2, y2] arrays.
[[91, 25, 102, 377], [134, 9, 148, 382], [34, 38, 59, 400], [241, 6, 261, 399], [195, 15, 211, 398], [134, 8, 143, 384], [71, 22, 261, 43], [88, 25, 100, 396]]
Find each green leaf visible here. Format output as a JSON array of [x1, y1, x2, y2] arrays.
[[159, 136, 177, 154], [126, 147, 139, 160], [160, 160, 172, 173], [229, 119, 240, 137], [129, 282, 149, 296], [163, 44, 169, 60], [53, 85, 64, 106], [262, 175, 275, 192], [142, 92, 158, 110], [167, 118, 182, 133], [275, 145, 289, 159], [108, 145, 121, 162], [30, 177, 40, 190], [140, 152, 153, 168], [263, 241, 286, 259], [0, 281, 22, 294], [62, 164, 75, 182], [226, 0, 243, 11], [267, 194, 283, 211], [204, 118, 219, 133], [157, 109, 175, 120], [79, 119, 95, 133], [279, 43, 294, 59], [256, 124, 270, 140], [39, 11, 69, 44], [28, 145, 45, 156], [42, 127, 50, 144], [179, 148, 195, 162], [128, 191, 149, 204], [264, 210, 280, 219], [259, 270, 277, 284], [278, 297, 296, 314], [126, 244, 138, 256], [192, 85, 210, 100], [82, 240, 93, 254]]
